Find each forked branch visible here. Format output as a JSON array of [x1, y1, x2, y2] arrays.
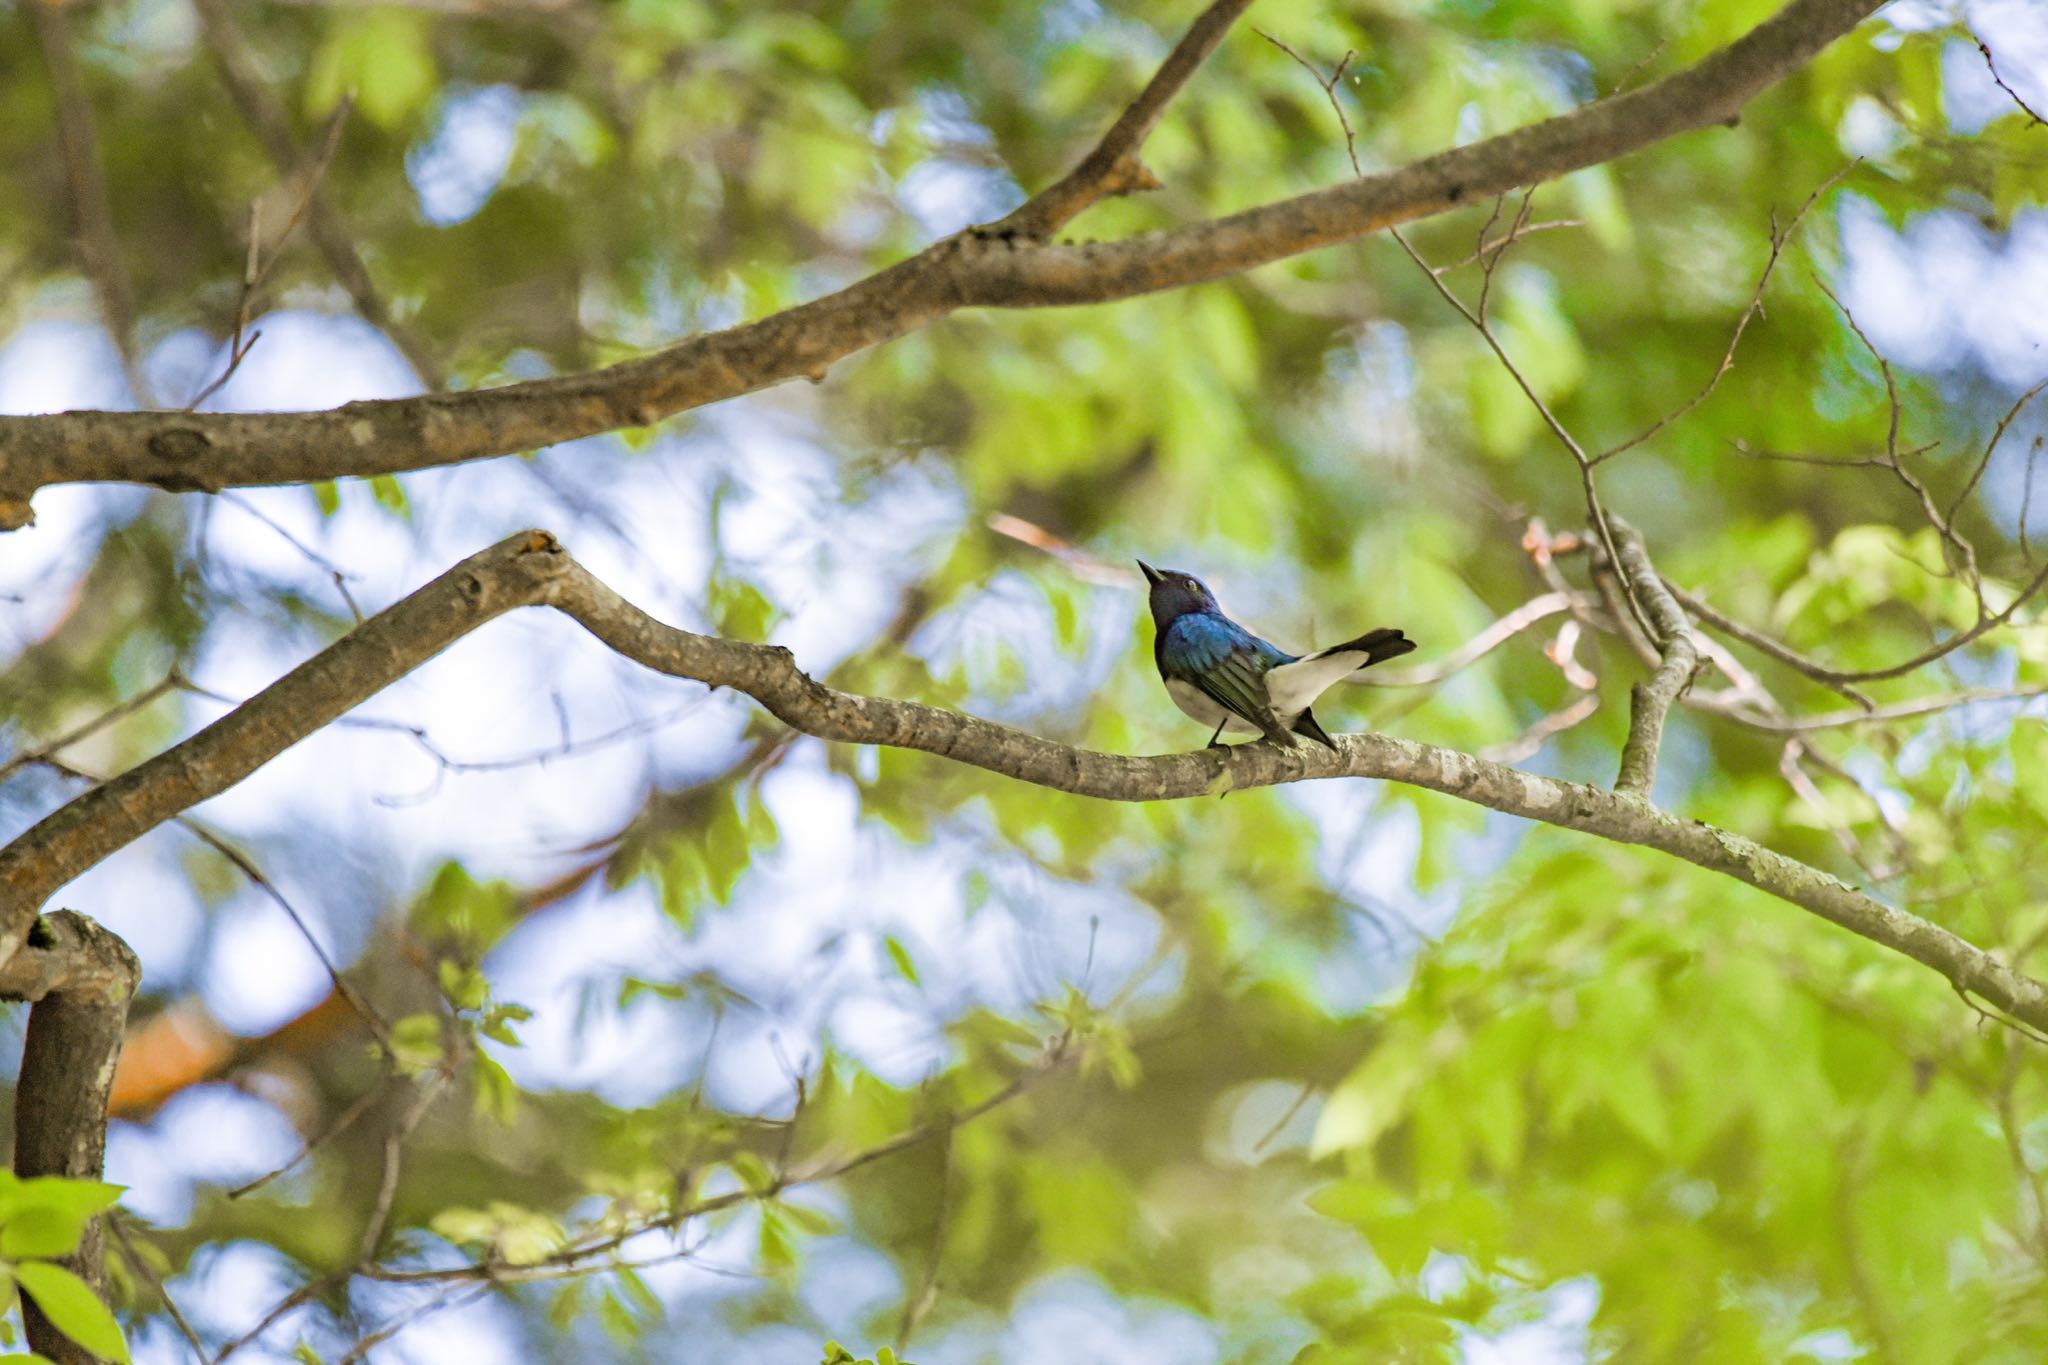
[[0, 0, 1885, 526], [3, 531, 2042, 1038]]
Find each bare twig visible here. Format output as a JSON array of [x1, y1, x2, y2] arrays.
[[215, 490, 366, 621], [1385, 223, 1643, 637], [186, 97, 359, 412], [108, 1216, 208, 1363], [1718, 684, 2048, 733], [28, 755, 392, 1045], [1255, 29, 1363, 177], [1364, 590, 1586, 687], [0, 672, 187, 785], [1663, 580, 1875, 708], [358, 1071, 450, 1261], [1818, 277, 1985, 600], [994, 0, 1255, 238], [366, 1033, 1078, 1285], [5, 531, 2045, 1036], [0, 0, 1890, 526], [1481, 693, 1600, 764], [189, 0, 445, 389], [1976, 38, 2048, 128], [2024, 435, 2045, 565], [1592, 161, 1857, 465], [1943, 376, 2048, 535]]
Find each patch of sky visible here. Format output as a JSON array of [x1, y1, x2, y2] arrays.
[[408, 85, 524, 227], [1837, 199, 2048, 390], [185, 309, 424, 408], [1459, 1275, 1600, 1365]]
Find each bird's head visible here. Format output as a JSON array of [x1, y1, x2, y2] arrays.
[[1136, 560, 1219, 625]]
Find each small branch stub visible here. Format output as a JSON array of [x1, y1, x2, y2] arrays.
[[6, 910, 142, 1365], [1610, 518, 1702, 797]]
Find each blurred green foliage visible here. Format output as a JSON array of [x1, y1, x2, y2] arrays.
[[4, 0, 2048, 1360]]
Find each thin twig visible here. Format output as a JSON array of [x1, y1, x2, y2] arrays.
[[362, 1038, 1076, 1285], [1663, 580, 1874, 707], [1976, 38, 2048, 128], [31, 753, 395, 1044], [1255, 29, 1363, 177], [189, 0, 445, 388], [0, 673, 186, 785], [336, 1286, 490, 1365], [1481, 693, 1601, 764], [216, 489, 365, 621], [228, 1077, 391, 1199], [1943, 376, 2048, 534], [1364, 591, 1585, 686], [992, 0, 1255, 237], [108, 1216, 208, 1363], [357, 1070, 451, 1261], [1593, 161, 1857, 465], [186, 96, 358, 411]]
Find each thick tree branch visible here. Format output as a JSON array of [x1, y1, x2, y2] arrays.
[[3, 529, 2042, 1042], [1610, 520, 1700, 797], [0, 0, 1882, 527], [5, 909, 141, 1365]]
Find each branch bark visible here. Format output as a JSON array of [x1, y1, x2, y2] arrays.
[[991, 0, 1253, 239], [0, 0, 1883, 527], [1610, 519, 1701, 797], [3, 530, 2042, 1040], [4, 910, 141, 1365]]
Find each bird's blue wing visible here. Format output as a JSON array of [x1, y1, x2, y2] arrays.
[[1160, 613, 1289, 732]]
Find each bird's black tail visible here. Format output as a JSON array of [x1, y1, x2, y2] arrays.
[[1292, 709, 1339, 750], [1324, 627, 1416, 669]]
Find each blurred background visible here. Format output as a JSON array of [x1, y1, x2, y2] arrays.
[[3, 0, 2048, 1359]]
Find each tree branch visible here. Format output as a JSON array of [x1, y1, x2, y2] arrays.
[[0, 0, 1883, 527], [1609, 519, 1701, 797], [4, 910, 141, 1365], [992, 0, 1253, 239], [4, 529, 2043, 1043]]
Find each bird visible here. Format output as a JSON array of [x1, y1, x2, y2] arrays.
[[1138, 560, 1415, 750]]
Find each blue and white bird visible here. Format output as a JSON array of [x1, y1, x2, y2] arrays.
[[1139, 561, 1415, 750]]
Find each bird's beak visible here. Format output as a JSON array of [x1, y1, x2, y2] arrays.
[[1136, 559, 1163, 586]]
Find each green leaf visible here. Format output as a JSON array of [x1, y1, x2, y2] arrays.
[[384, 1012, 445, 1073], [883, 934, 919, 986], [471, 1051, 519, 1125], [15, 1261, 129, 1364], [437, 959, 488, 1012], [728, 1152, 775, 1195], [305, 8, 437, 129], [369, 474, 408, 516], [0, 1207, 90, 1261]]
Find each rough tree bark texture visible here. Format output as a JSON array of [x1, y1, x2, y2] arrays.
[[4, 533, 2042, 1038], [0, 0, 1885, 526], [3, 911, 141, 1365]]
